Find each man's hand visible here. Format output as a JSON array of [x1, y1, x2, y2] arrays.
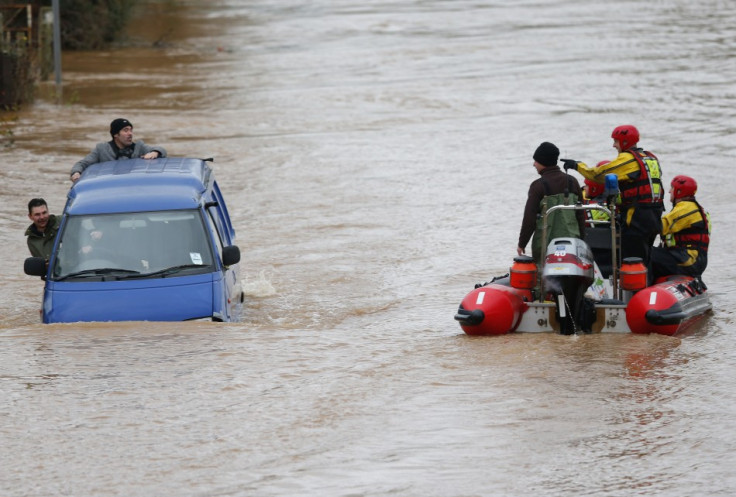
[[562, 159, 578, 171], [141, 151, 160, 159], [70, 172, 81, 183]]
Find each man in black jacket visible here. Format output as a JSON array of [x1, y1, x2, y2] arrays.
[[517, 142, 586, 263]]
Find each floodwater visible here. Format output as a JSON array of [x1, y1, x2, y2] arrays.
[[2, 0, 736, 495]]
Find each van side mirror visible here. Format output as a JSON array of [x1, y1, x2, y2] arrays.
[[222, 245, 240, 266], [24, 257, 47, 277]]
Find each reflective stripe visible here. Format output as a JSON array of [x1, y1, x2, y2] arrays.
[[669, 201, 710, 252], [620, 149, 664, 206]]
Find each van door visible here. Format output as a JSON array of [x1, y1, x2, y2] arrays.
[[204, 202, 241, 321]]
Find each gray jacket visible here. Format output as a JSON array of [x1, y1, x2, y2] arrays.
[[70, 140, 167, 177]]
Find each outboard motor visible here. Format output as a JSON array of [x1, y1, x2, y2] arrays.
[[541, 237, 595, 334]]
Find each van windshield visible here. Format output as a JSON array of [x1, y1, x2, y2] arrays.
[[51, 210, 214, 281]]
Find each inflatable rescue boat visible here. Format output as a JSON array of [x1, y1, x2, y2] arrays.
[[455, 198, 712, 336]]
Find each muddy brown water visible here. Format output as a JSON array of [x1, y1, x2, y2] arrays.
[[2, 1, 736, 496]]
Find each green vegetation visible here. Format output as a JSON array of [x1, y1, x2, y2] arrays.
[[1, 0, 142, 108], [59, 0, 141, 50], [1, 111, 17, 148], [0, 47, 34, 109]]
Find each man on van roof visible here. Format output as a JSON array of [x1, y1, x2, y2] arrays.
[[25, 198, 60, 260], [69, 118, 167, 183]]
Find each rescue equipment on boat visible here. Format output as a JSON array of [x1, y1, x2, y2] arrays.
[[619, 258, 648, 292], [510, 256, 537, 290]]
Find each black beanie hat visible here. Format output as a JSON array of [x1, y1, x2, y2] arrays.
[[533, 142, 559, 168], [110, 118, 133, 137]]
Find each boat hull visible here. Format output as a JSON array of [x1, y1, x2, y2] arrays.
[[454, 284, 530, 336], [626, 275, 711, 335], [455, 275, 711, 336]]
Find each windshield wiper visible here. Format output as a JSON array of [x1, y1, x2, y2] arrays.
[[116, 264, 207, 280], [55, 268, 141, 281]]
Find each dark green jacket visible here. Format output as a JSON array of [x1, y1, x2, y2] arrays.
[[25, 214, 60, 260]]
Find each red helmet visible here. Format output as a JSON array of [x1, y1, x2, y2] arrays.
[[584, 161, 609, 198], [671, 175, 697, 200], [584, 178, 604, 198], [611, 125, 639, 150]]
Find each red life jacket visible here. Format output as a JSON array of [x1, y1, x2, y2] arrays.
[[673, 201, 710, 252], [620, 148, 664, 208]]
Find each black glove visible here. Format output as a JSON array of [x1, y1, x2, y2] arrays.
[[562, 159, 578, 171]]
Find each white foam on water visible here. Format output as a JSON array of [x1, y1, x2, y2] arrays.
[[242, 269, 276, 297]]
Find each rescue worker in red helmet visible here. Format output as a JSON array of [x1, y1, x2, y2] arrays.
[[583, 177, 605, 201], [562, 125, 664, 265], [648, 175, 710, 283]]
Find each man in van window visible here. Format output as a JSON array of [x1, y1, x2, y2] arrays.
[[25, 198, 60, 260], [69, 118, 167, 183]]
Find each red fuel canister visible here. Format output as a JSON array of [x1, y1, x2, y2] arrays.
[[620, 257, 647, 291], [510, 255, 537, 290]]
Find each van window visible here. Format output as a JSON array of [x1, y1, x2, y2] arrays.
[[211, 182, 235, 244], [51, 210, 214, 280], [207, 209, 225, 261]]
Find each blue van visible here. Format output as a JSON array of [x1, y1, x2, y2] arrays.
[[24, 158, 243, 323]]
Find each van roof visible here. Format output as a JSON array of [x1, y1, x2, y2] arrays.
[[66, 158, 214, 215]]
